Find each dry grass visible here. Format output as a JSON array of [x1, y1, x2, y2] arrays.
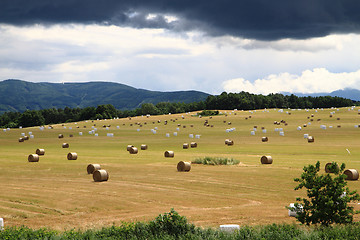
[[1, 108, 360, 230]]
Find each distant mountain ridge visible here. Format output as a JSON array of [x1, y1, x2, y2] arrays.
[[0, 79, 209, 113], [281, 88, 360, 102]]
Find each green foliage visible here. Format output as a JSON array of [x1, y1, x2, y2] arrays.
[[3, 215, 360, 239], [198, 110, 219, 116], [192, 157, 240, 165], [148, 208, 196, 237], [205, 91, 355, 110], [291, 161, 360, 226]]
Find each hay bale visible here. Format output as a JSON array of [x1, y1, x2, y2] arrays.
[[219, 225, 240, 232], [262, 137, 268, 142], [129, 147, 138, 154], [62, 143, 69, 148], [36, 148, 45, 155], [183, 143, 189, 149], [325, 163, 339, 173], [141, 144, 148, 150], [18, 138, 24, 142], [58, 134, 64, 138], [127, 145, 134, 151], [227, 140, 234, 146], [261, 155, 273, 164], [190, 142, 197, 148], [164, 151, 174, 158], [67, 152, 78, 160], [93, 169, 109, 182], [23, 136, 29, 140], [177, 161, 191, 172], [69, 134, 73, 137], [225, 139, 230, 145], [28, 154, 39, 162], [307, 136, 315, 143], [87, 164, 101, 174], [344, 169, 359, 180]]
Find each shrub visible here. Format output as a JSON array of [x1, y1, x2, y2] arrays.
[[290, 161, 360, 226], [192, 157, 240, 165], [197, 110, 219, 116]]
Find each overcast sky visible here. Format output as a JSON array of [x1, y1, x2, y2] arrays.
[[1, 0, 360, 94]]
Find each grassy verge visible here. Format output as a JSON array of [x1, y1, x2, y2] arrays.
[[1, 209, 360, 239], [192, 157, 240, 165]]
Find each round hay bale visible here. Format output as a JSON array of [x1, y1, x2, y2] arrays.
[[227, 140, 234, 146], [164, 151, 174, 158], [62, 143, 69, 148], [307, 136, 315, 143], [325, 163, 339, 173], [177, 161, 191, 172], [93, 169, 109, 182], [190, 142, 197, 148], [127, 145, 134, 151], [58, 134, 64, 138], [225, 139, 230, 145], [129, 147, 138, 154], [262, 137, 268, 142], [36, 148, 45, 155], [18, 138, 24, 142], [140, 144, 148, 150], [261, 155, 273, 164], [69, 134, 73, 137], [67, 152, 78, 160], [344, 169, 359, 180], [28, 154, 39, 162], [23, 136, 29, 140], [87, 164, 101, 174], [183, 143, 189, 149]]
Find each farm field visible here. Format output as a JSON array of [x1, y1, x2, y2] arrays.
[[1, 107, 360, 230]]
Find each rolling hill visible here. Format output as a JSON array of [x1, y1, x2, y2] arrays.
[[0, 79, 209, 113], [282, 88, 360, 102]]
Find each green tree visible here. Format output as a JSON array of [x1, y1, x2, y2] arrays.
[[291, 161, 360, 226], [18, 110, 45, 127]]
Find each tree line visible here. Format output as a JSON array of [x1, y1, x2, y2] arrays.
[[0, 92, 356, 128]]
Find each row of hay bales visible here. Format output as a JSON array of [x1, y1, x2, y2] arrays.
[[87, 164, 109, 182], [183, 142, 197, 149], [127, 144, 148, 154], [325, 163, 359, 180], [27, 147, 109, 182]]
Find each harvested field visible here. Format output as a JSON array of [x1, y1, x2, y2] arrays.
[[1, 107, 360, 230]]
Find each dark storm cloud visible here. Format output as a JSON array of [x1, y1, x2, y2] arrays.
[[1, 0, 360, 40]]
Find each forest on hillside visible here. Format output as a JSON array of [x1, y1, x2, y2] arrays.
[[0, 92, 356, 128]]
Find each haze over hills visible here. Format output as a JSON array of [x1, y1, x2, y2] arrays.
[[281, 88, 360, 102], [0, 79, 209, 113]]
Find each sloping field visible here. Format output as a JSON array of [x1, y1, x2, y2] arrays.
[[1, 107, 360, 230]]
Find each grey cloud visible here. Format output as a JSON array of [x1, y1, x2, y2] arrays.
[[1, 0, 360, 40]]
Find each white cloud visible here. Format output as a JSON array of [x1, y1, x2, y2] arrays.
[[222, 68, 360, 94], [1, 23, 360, 95]]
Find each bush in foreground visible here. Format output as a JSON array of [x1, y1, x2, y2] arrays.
[[290, 161, 360, 226], [2, 209, 360, 239]]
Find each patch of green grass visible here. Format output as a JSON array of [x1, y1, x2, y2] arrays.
[[192, 156, 240, 165]]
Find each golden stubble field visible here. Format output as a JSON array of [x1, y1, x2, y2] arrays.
[[1, 107, 360, 230]]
